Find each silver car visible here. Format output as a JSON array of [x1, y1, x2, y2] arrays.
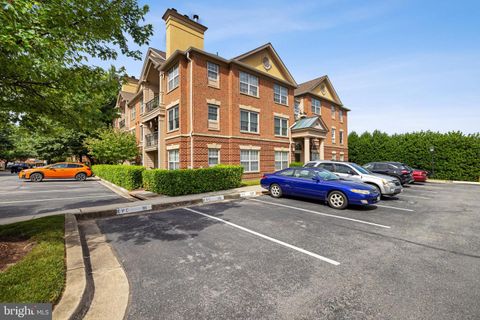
[[304, 160, 403, 196]]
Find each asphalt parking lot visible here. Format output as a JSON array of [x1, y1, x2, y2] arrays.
[[0, 171, 129, 224], [98, 182, 480, 320]]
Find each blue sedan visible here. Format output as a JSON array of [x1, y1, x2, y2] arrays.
[[260, 167, 380, 209]]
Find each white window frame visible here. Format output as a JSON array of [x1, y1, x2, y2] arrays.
[[140, 101, 144, 114], [207, 62, 219, 82], [294, 98, 301, 118], [130, 106, 136, 121], [312, 98, 321, 114], [208, 148, 220, 167], [275, 151, 289, 171], [340, 153, 345, 162], [339, 109, 343, 122], [274, 117, 288, 137], [274, 84, 288, 105], [240, 149, 260, 173], [168, 149, 180, 170], [239, 71, 259, 97], [331, 127, 336, 144], [168, 105, 179, 132], [167, 64, 179, 92], [208, 104, 219, 122], [240, 109, 259, 133], [331, 105, 336, 119], [339, 130, 344, 145], [140, 126, 144, 142], [332, 152, 337, 161]]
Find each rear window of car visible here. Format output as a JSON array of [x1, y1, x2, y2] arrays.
[[293, 169, 316, 179], [304, 163, 317, 168], [318, 163, 334, 171], [67, 164, 83, 168], [335, 164, 353, 174]]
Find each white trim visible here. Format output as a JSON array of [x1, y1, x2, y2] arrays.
[[165, 99, 180, 110], [165, 133, 289, 143], [239, 145, 261, 150], [332, 151, 337, 154], [206, 98, 221, 105], [273, 112, 290, 119], [274, 147, 290, 152], [239, 104, 260, 113], [166, 144, 179, 150], [207, 143, 222, 149]]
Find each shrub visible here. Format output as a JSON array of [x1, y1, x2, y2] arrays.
[[143, 165, 243, 196], [289, 161, 304, 167], [92, 164, 145, 190]]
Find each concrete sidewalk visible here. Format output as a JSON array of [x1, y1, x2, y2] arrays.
[[0, 185, 265, 225]]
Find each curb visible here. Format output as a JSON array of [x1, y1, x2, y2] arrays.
[[53, 214, 87, 320], [75, 190, 268, 221], [96, 178, 137, 201], [80, 220, 129, 320], [427, 179, 480, 186]]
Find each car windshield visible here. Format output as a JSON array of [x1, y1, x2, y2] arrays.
[[349, 163, 370, 174], [316, 170, 339, 181]]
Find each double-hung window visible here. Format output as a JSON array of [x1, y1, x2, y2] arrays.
[[331, 127, 336, 144], [312, 98, 321, 114], [168, 105, 179, 131], [207, 62, 219, 82], [168, 149, 179, 170], [275, 151, 289, 170], [240, 149, 259, 172], [339, 109, 343, 122], [208, 105, 219, 121], [239, 71, 258, 97], [240, 110, 258, 133], [130, 107, 136, 121], [339, 130, 344, 144], [208, 148, 220, 166], [331, 105, 336, 119], [294, 98, 300, 118], [140, 102, 144, 114], [274, 84, 288, 105], [274, 117, 288, 136], [167, 65, 179, 91]]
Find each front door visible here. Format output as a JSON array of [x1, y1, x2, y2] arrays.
[[44, 163, 69, 178], [291, 169, 321, 198]]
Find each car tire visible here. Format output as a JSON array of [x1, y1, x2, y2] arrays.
[[75, 172, 87, 181], [369, 184, 382, 197], [269, 183, 283, 198], [30, 173, 43, 182], [327, 191, 348, 210]]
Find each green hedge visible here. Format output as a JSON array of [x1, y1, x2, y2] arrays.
[[289, 161, 304, 167], [143, 165, 243, 196], [348, 131, 480, 182], [92, 164, 145, 190]]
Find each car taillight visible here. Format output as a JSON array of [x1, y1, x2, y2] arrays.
[[262, 174, 267, 179], [86, 167, 91, 170]]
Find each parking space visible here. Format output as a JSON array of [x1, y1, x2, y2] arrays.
[[98, 182, 480, 320], [0, 172, 129, 222]]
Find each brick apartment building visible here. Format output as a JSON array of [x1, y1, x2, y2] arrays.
[[114, 8, 349, 178]]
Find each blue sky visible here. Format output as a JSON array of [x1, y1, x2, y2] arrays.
[[94, 0, 480, 134]]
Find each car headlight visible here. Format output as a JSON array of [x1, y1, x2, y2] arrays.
[[351, 189, 370, 195], [381, 179, 389, 186]]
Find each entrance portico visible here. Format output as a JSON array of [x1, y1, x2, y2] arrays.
[[291, 116, 329, 163]]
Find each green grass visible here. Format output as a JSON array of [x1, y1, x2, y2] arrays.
[[0, 215, 65, 303], [241, 179, 261, 187]]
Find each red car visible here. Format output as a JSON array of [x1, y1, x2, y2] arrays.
[[413, 169, 428, 182]]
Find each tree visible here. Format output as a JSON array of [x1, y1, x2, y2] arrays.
[[84, 128, 138, 164], [0, 0, 153, 129]]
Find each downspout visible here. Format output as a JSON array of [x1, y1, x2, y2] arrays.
[[186, 51, 194, 169]]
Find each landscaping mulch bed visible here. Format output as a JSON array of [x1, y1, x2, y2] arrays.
[[0, 238, 36, 272]]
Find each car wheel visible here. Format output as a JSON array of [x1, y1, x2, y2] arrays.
[[370, 184, 382, 197], [269, 183, 283, 198], [328, 191, 348, 210], [75, 172, 87, 181], [30, 173, 43, 182]]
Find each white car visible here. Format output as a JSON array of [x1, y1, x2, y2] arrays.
[[304, 160, 403, 196]]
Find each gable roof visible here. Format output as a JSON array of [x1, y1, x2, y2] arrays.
[[295, 75, 347, 109], [139, 47, 166, 84], [292, 116, 329, 133], [233, 43, 297, 87]]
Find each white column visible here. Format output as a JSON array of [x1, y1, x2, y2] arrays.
[[304, 137, 310, 163], [141, 124, 146, 166], [320, 139, 325, 160]]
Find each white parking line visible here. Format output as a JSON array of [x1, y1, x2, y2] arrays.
[[0, 194, 119, 204], [249, 199, 391, 229], [399, 194, 432, 200], [375, 204, 414, 212], [2, 189, 100, 195], [184, 207, 340, 266]]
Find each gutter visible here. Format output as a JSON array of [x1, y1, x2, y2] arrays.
[[186, 51, 194, 168]]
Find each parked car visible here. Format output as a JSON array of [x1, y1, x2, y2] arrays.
[[10, 163, 30, 173], [363, 162, 414, 185], [412, 169, 428, 182], [18, 162, 93, 182], [304, 160, 403, 196], [260, 167, 380, 209]]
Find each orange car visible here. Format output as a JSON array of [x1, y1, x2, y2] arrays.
[[19, 162, 93, 182]]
